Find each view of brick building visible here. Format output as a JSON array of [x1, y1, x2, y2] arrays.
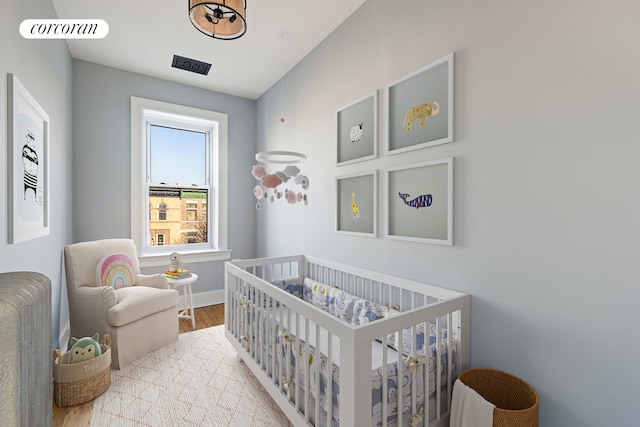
[[148, 186, 208, 246]]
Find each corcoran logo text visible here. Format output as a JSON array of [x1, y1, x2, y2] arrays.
[[20, 19, 109, 39]]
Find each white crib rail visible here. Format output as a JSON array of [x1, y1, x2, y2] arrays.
[[225, 256, 470, 427]]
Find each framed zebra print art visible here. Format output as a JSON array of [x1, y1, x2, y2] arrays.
[[7, 73, 50, 244], [386, 157, 453, 245]]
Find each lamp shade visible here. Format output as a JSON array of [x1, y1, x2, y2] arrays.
[[189, 0, 247, 40]]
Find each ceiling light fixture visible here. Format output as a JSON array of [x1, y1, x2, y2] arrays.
[[188, 0, 247, 40]]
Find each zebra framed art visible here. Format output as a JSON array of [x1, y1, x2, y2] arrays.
[[386, 52, 454, 155], [336, 90, 377, 166], [336, 170, 377, 237], [7, 73, 50, 244], [386, 157, 453, 245]]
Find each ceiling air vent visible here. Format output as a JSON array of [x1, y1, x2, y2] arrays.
[[171, 55, 211, 75]]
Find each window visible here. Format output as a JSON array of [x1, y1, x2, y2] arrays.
[[186, 231, 198, 244], [186, 202, 198, 221], [158, 203, 168, 221], [131, 97, 230, 266]]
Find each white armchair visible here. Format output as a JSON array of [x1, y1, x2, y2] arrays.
[[64, 238, 178, 369]]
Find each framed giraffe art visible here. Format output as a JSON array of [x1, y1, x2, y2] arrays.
[[7, 73, 50, 244], [386, 157, 453, 245], [335, 170, 377, 237]]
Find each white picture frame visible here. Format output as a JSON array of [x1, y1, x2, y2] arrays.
[[336, 170, 377, 237], [386, 157, 453, 245], [386, 53, 454, 155], [7, 73, 50, 244], [336, 91, 377, 166]]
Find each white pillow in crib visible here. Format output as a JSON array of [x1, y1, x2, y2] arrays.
[[302, 277, 401, 325], [303, 278, 369, 324], [302, 277, 331, 311], [323, 286, 400, 326], [354, 299, 400, 325], [325, 287, 359, 324]]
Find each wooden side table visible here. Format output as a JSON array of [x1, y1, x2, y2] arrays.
[[164, 273, 198, 329]]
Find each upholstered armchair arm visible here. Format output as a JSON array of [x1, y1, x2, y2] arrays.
[[67, 285, 117, 338], [69, 285, 117, 309], [135, 273, 169, 289]]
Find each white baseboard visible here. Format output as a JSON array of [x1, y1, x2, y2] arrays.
[[177, 289, 224, 311]]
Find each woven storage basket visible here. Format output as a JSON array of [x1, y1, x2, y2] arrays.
[[53, 334, 111, 407], [459, 368, 538, 427]]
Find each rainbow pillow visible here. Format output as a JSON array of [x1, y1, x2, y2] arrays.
[[96, 253, 135, 289]]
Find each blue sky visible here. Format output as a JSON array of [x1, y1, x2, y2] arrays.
[[149, 125, 206, 186]]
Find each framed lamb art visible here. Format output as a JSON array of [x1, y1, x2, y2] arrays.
[[336, 91, 377, 165]]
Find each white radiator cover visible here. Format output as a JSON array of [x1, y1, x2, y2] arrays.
[[0, 272, 52, 427]]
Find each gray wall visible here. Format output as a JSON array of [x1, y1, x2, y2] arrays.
[[0, 0, 74, 349], [256, 0, 640, 426], [72, 60, 257, 293]]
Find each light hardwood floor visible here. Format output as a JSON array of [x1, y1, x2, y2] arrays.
[[52, 304, 225, 427]]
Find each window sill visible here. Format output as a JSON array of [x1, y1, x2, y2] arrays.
[[139, 249, 232, 268]]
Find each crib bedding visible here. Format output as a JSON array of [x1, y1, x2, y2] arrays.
[[268, 313, 452, 426], [227, 256, 470, 427], [271, 306, 399, 367], [267, 277, 456, 372], [269, 304, 454, 371], [253, 301, 455, 426]]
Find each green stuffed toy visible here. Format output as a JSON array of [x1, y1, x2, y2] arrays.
[[68, 333, 102, 364]]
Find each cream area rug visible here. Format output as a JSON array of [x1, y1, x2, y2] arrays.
[[91, 325, 292, 426]]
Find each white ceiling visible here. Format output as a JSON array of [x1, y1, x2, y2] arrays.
[[51, 0, 367, 100]]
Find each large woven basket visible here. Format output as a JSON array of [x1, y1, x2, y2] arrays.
[[53, 334, 112, 407], [459, 368, 538, 427]]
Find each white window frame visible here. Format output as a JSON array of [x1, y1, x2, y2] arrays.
[[131, 96, 230, 267]]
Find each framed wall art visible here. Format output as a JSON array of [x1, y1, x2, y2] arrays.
[[386, 52, 454, 155], [7, 73, 50, 244], [336, 91, 377, 165], [386, 157, 453, 245], [336, 170, 377, 237]]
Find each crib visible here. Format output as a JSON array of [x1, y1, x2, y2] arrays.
[[225, 255, 470, 427]]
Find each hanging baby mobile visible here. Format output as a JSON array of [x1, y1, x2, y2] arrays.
[[252, 151, 309, 210]]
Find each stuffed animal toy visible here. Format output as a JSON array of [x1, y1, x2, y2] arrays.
[[68, 333, 102, 364], [169, 252, 182, 272]]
